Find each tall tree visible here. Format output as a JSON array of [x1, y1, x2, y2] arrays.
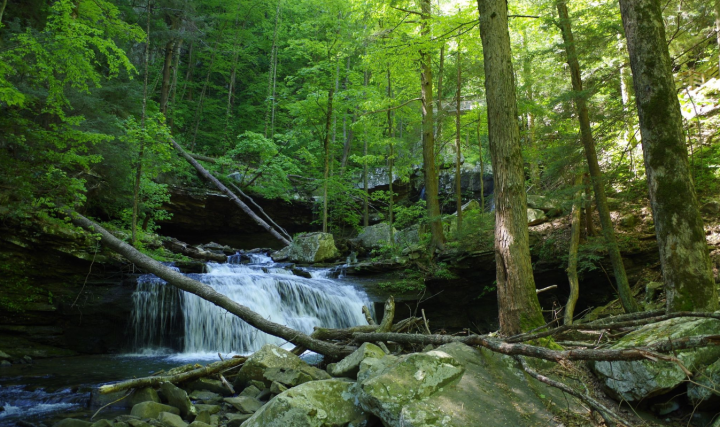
[[619, 0, 718, 312], [715, 0, 720, 75], [477, 0, 545, 335], [556, 0, 639, 313], [419, 0, 445, 251], [454, 46, 463, 229]]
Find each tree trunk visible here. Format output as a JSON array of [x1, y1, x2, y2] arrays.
[[420, 0, 445, 251], [434, 44, 446, 141], [180, 42, 194, 101], [132, 0, 152, 247], [225, 15, 247, 142], [387, 69, 395, 245], [0, 0, 7, 26], [171, 139, 291, 246], [477, 0, 545, 335], [478, 113, 485, 211], [619, 0, 718, 312], [265, 0, 281, 139], [715, 0, 720, 76], [564, 175, 583, 325], [322, 87, 334, 234], [583, 174, 597, 237], [167, 39, 183, 130], [159, 39, 175, 116], [70, 213, 351, 358], [190, 23, 227, 151], [455, 47, 463, 230], [557, 0, 639, 313]]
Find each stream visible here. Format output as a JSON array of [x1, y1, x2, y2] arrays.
[[0, 254, 375, 426]]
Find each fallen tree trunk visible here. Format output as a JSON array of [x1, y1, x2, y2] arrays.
[[70, 212, 353, 358], [162, 237, 226, 262], [99, 356, 246, 394], [171, 139, 291, 246], [352, 332, 720, 363]]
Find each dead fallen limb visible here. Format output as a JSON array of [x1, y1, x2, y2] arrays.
[[171, 139, 291, 246], [352, 332, 720, 363], [99, 357, 247, 395], [507, 311, 720, 343], [514, 356, 634, 427], [70, 212, 355, 359]]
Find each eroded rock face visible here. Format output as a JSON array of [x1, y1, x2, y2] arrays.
[[241, 379, 365, 427], [286, 233, 339, 263], [592, 317, 720, 402]]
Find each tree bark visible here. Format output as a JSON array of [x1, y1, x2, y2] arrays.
[[455, 47, 463, 229], [322, 87, 334, 234], [715, 0, 720, 76], [420, 0, 445, 251], [264, 0, 281, 139], [160, 39, 175, 115], [477, 113, 485, 211], [171, 139, 291, 246], [477, 0, 545, 335], [564, 175, 583, 325], [619, 0, 718, 312], [0, 0, 7, 26], [583, 174, 597, 237], [434, 44, 446, 141], [556, 0, 639, 313], [387, 69, 395, 244], [69, 213, 353, 358]]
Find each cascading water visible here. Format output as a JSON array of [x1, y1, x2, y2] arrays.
[[131, 254, 373, 356]]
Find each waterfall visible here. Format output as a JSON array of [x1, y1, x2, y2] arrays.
[[131, 256, 373, 355]]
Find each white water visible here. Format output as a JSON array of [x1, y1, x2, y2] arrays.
[[131, 256, 373, 356]]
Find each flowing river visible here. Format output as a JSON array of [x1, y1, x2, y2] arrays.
[[0, 254, 375, 426]]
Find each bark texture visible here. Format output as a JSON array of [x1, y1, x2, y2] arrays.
[[478, 0, 545, 335], [557, 0, 638, 313], [322, 87, 334, 233], [420, 0, 445, 251], [564, 175, 583, 325], [716, 0, 720, 75], [619, 0, 718, 312]]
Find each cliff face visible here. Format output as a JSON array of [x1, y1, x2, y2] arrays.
[[0, 220, 137, 358]]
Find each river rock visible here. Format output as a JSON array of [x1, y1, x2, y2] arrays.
[[286, 232, 339, 263], [238, 385, 262, 398], [158, 412, 188, 427], [328, 343, 386, 379], [130, 402, 180, 419], [130, 387, 161, 407], [241, 379, 365, 427], [160, 382, 196, 418], [193, 404, 221, 415], [186, 378, 231, 396], [224, 396, 264, 414], [270, 381, 287, 395], [263, 367, 313, 387], [592, 317, 720, 402], [394, 224, 420, 248], [688, 357, 720, 407], [90, 420, 113, 427], [188, 422, 211, 427], [188, 390, 220, 403], [233, 344, 305, 388], [225, 414, 252, 427], [194, 410, 211, 425], [53, 419, 93, 427], [357, 342, 583, 427], [0, 350, 10, 359], [270, 246, 291, 262]]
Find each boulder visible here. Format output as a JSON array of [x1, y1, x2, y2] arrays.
[[188, 422, 211, 427], [394, 224, 420, 248], [193, 404, 221, 415], [352, 223, 396, 251], [287, 233, 339, 263], [592, 317, 720, 402], [225, 413, 252, 427], [527, 208, 547, 225], [193, 410, 212, 425], [53, 419, 93, 427], [0, 350, 10, 359], [357, 342, 583, 427], [186, 378, 232, 396], [160, 382, 196, 418], [270, 381, 288, 395], [233, 344, 306, 389], [238, 385, 262, 398], [188, 390, 220, 403], [242, 379, 366, 427], [526, 195, 562, 212], [687, 357, 720, 407], [263, 367, 313, 387], [90, 420, 113, 427], [223, 396, 264, 414], [130, 387, 161, 407], [328, 343, 386, 379], [158, 412, 188, 427], [130, 402, 180, 419], [270, 246, 291, 262]]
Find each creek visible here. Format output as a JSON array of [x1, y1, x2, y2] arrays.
[[0, 254, 375, 427]]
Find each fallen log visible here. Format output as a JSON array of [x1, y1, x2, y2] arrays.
[[162, 237, 226, 263], [69, 212, 354, 358], [99, 357, 246, 394], [352, 332, 720, 363], [171, 139, 291, 246]]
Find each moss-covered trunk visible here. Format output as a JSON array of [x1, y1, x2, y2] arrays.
[[477, 0, 545, 335], [619, 0, 718, 312]]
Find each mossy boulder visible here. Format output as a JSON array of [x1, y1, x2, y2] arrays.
[[592, 316, 720, 402], [241, 379, 366, 427], [394, 224, 420, 248], [233, 344, 306, 389], [160, 382, 196, 418], [687, 356, 720, 408], [130, 402, 180, 419], [328, 343, 386, 379], [527, 208, 546, 225], [287, 233, 339, 263], [352, 223, 396, 251]]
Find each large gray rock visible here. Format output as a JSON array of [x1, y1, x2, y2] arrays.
[[328, 343, 386, 379], [242, 379, 366, 427], [188, 390, 220, 403], [592, 317, 720, 402], [687, 356, 720, 407], [130, 402, 180, 419], [394, 224, 420, 248], [233, 344, 306, 389], [527, 208, 547, 225], [287, 233, 339, 263], [357, 342, 583, 427], [160, 382, 196, 418], [130, 387, 161, 407], [263, 367, 313, 387], [353, 223, 396, 250], [526, 195, 562, 212], [186, 378, 232, 396], [157, 412, 188, 427], [223, 396, 263, 414]]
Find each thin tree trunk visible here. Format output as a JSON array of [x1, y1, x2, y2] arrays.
[[322, 87, 335, 234], [434, 44, 446, 141], [715, 0, 720, 75], [387, 69, 394, 245], [70, 213, 352, 357], [160, 39, 176, 115], [478, 0, 545, 335], [265, 0, 281, 139], [556, 0, 639, 313], [180, 42, 194, 101], [0, 0, 7, 26], [191, 23, 227, 151], [168, 39, 183, 130], [341, 57, 354, 172], [455, 47, 463, 229], [132, 0, 152, 247], [584, 174, 597, 237], [225, 18, 247, 142], [363, 71, 369, 228], [619, 0, 717, 312], [565, 175, 583, 325], [522, 31, 541, 190], [171, 139, 291, 246], [420, 0, 445, 251], [478, 112, 485, 211]]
